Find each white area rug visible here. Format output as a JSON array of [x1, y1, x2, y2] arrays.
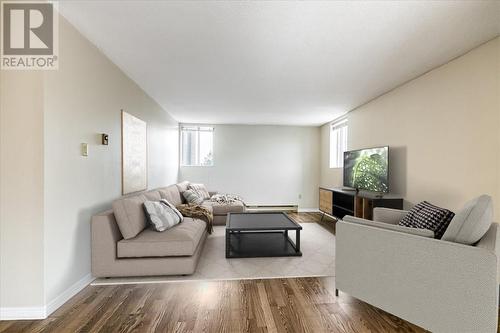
[[92, 223, 334, 286]]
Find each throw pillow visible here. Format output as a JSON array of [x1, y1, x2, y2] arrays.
[[441, 195, 493, 245], [182, 189, 204, 205], [398, 201, 455, 239], [143, 201, 181, 232], [188, 183, 210, 200], [160, 199, 184, 222]]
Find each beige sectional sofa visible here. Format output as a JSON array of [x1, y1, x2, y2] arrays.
[[91, 181, 245, 278], [175, 181, 245, 225]]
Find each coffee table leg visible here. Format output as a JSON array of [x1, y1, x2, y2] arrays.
[[225, 229, 230, 258], [296, 229, 301, 253]]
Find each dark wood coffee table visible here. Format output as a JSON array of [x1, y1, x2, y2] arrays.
[[225, 212, 303, 258]]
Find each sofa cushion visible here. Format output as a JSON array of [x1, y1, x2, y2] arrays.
[[176, 181, 190, 193], [441, 195, 493, 245], [399, 201, 455, 239], [143, 190, 161, 201], [200, 203, 213, 214], [112, 194, 148, 239], [117, 217, 206, 257], [159, 185, 183, 206], [143, 200, 181, 232], [203, 200, 245, 215], [343, 215, 435, 238]]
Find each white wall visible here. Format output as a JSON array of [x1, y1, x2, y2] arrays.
[[42, 17, 179, 306], [321, 37, 500, 215], [180, 125, 320, 209], [0, 71, 45, 311], [0, 14, 179, 317]]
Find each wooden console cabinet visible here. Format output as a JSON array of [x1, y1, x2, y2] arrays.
[[319, 187, 403, 220]]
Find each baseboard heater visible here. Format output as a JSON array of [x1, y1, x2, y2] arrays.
[[245, 204, 298, 213]]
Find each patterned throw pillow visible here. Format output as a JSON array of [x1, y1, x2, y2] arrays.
[[160, 199, 183, 222], [143, 201, 181, 232], [182, 189, 204, 205], [188, 183, 210, 200], [398, 201, 455, 239]]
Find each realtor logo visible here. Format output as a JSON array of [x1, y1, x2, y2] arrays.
[[1, 1, 58, 70]]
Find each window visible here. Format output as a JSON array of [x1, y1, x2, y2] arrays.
[[329, 117, 348, 168], [180, 125, 214, 166]]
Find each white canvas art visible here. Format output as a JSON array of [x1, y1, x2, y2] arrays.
[[122, 111, 147, 194]]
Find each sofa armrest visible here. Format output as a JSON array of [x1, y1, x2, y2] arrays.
[[343, 215, 434, 238], [336, 220, 498, 332], [477, 222, 500, 283], [91, 210, 123, 277], [373, 207, 409, 224]]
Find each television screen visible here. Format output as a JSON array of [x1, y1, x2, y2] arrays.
[[343, 146, 389, 193]]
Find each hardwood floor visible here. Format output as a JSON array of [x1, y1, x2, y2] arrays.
[[0, 213, 427, 333], [0, 277, 427, 333]]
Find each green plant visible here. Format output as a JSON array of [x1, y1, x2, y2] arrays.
[[351, 153, 388, 192]]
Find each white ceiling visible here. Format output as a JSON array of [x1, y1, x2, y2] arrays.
[[59, 1, 500, 126]]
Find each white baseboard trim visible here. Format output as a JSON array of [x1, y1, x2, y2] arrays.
[[0, 307, 47, 320], [297, 208, 320, 213], [45, 273, 94, 317], [0, 273, 94, 321]]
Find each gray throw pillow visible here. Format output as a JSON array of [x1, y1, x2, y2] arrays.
[[143, 201, 181, 232], [441, 195, 493, 245], [182, 189, 204, 205], [188, 183, 210, 200], [160, 199, 183, 222]]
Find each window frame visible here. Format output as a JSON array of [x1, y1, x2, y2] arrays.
[[329, 117, 348, 169], [179, 124, 215, 167]]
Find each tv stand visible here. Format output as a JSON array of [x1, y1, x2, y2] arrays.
[[319, 187, 403, 220]]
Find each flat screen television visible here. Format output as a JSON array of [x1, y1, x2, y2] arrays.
[[343, 146, 389, 193]]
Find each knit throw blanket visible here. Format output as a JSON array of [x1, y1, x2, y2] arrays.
[[211, 194, 244, 205], [176, 204, 213, 234]]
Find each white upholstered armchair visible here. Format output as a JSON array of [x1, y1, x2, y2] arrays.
[[336, 201, 499, 333]]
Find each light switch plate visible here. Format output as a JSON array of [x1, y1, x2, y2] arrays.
[[81, 143, 88, 157]]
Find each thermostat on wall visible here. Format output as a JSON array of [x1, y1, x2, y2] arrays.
[[81, 143, 89, 157]]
